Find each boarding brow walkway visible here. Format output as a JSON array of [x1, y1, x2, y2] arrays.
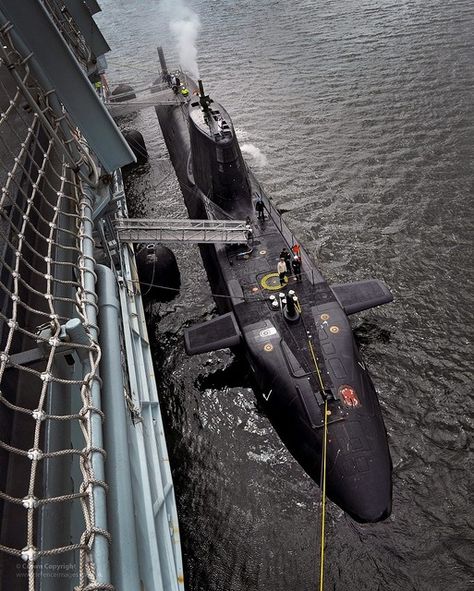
[[115, 218, 250, 244]]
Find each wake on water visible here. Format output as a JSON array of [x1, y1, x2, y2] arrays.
[[241, 143, 268, 167]]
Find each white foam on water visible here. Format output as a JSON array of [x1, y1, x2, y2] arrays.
[[241, 143, 268, 167]]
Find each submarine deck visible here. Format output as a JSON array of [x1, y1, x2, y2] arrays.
[[216, 182, 345, 410]]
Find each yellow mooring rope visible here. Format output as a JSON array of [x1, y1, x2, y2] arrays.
[[293, 299, 329, 589], [307, 338, 329, 591], [307, 339, 325, 392]]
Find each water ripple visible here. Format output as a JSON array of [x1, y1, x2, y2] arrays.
[[97, 1, 474, 589]]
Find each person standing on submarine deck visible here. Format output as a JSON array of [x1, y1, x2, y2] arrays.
[[277, 258, 287, 286], [255, 196, 265, 220], [292, 255, 302, 282]]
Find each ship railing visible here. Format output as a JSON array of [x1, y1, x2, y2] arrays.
[[43, 0, 92, 69]]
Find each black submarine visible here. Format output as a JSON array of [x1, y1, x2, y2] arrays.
[[154, 56, 394, 523]]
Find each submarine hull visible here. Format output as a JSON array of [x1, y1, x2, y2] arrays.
[[155, 88, 392, 523]]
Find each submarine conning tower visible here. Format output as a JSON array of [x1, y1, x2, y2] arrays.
[[188, 80, 252, 216]]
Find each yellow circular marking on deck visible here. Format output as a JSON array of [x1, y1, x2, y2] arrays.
[[263, 343, 274, 352], [329, 325, 340, 334], [259, 249, 267, 255], [261, 272, 286, 291], [321, 313, 330, 321]]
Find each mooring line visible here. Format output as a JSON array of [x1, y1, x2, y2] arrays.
[[297, 300, 329, 591]]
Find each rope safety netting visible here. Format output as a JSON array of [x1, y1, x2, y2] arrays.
[[43, 0, 92, 68], [0, 17, 111, 591]]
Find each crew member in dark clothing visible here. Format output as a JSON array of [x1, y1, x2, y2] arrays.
[[255, 197, 265, 220], [291, 255, 302, 282]]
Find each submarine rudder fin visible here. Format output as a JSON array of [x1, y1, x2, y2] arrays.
[[330, 279, 393, 315], [184, 312, 241, 355]]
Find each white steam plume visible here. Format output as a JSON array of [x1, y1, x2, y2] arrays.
[[241, 144, 268, 167], [163, 0, 200, 78]]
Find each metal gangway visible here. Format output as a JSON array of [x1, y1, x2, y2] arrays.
[[104, 85, 179, 117], [115, 217, 250, 244]]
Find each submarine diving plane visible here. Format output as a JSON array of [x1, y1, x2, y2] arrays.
[[154, 64, 393, 523]]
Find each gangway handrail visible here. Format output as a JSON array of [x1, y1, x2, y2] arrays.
[[115, 217, 247, 228], [114, 217, 251, 245]]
